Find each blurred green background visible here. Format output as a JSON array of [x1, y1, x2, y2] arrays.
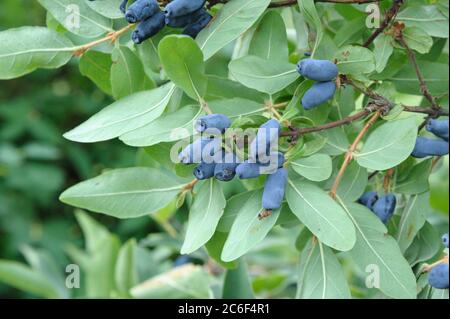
[[0, 0, 448, 299]]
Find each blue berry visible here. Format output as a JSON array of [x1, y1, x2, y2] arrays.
[[236, 152, 285, 179], [164, 0, 206, 18], [411, 137, 449, 158], [262, 168, 288, 210], [301, 81, 336, 110], [178, 137, 220, 164], [442, 233, 449, 248], [195, 114, 231, 134], [120, 0, 128, 14], [249, 119, 281, 160], [214, 153, 241, 182], [132, 11, 166, 44], [174, 255, 191, 267], [426, 119, 449, 142], [183, 11, 212, 38], [296, 59, 339, 82], [193, 162, 216, 180], [235, 162, 262, 179], [428, 263, 449, 289], [126, 0, 160, 24], [165, 8, 206, 28], [358, 191, 379, 210], [371, 194, 396, 224]]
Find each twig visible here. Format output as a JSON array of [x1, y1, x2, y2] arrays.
[[383, 168, 395, 193], [362, 0, 404, 48], [330, 112, 381, 198], [207, 0, 382, 9], [403, 106, 449, 117]]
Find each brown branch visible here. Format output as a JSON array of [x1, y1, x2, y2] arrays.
[[207, 0, 382, 9], [330, 112, 382, 199], [403, 106, 449, 117], [362, 0, 404, 47]]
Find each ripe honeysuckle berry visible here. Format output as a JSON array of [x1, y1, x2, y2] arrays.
[[132, 11, 166, 44], [236, 152, 285, 179], [411, 137, 449, 158], [120, 0, 128, 14], [358, 191, 379, 210], [428, 263, 449, 289], [173, 255, 191, 268], [442, 233, 449, 248], [371, 194, 396, 224], [296, 58, 339, 82], [183, 11, 212, 38], [214, 152, 241, 182], [193, 162, 216, 180], [178, 137, 220, 164], [262, 168, 288, 210], [426, 119, 449, 142], [164, 0, 206, 18], [236, 162, 262, 179], [301, 81, 336, 110], [195, 114, 231, 134], [165, 8, 206, 28], [126, 0, 160, 24], [249, 119, 281, 160]]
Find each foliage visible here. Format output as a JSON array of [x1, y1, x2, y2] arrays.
[[0, 0, 449, 299]]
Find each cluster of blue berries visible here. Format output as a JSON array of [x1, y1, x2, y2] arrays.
[[428, 233, 449, 289], [412, 119, 449, 158], [296, 59, 339, 110], [118, 0, 211, 44], [179, 115, 287, 211], [358, 191, 396, 224]]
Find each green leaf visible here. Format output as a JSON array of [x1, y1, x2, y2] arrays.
[[405, 222, 441, 267], [196, 0, 271, 60], [373, 33, 393, 73], [221, 190, 280, 262], [291, 154, 332, 182], [111, 46, 155, 100], [334, 45, 375, 75], [60, 168, 186, 218], [356, 117, 418, 170], [205, 75, 265, 102], [397, 5, 449, 38], [229, 55, 298, 94], [402, 27, 434, 54], [319, 127, 349, 156], [159, 35, 207, 100], [335, 161, 368, 202], [86, 0, 124, 19], [64, 83, 175, 143], [79, 50, 112, 95], [37, 0, 112, 38], [248, 11, 288, 61], [205, 232, 238, 269], [120, 105, 203, 147], [339, 201, 417, 299], [297, 0, 323, 57], [296, 239, 351, 299], [0, 27, 73, 80], [0, 260, 60, 298], [130, 264, 211, 299], [396, 192, 431, 253], [208, 98, 266, 119], [394, 159, 432, 195], [216, 191, 255, 233], [286, 179, 356, 251], [222, 260, 255, 299], [115, 239, 138, 298], [181, 179, 226, 254]]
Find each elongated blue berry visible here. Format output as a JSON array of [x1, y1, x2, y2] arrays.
[[236, 162, 262, 179], [262, 168, 287, 210], [296, 59, 339, 82], [358, 191, 378, 210], [120, 0, 128, 14], [183, 11, 212, 38], [126, 0, 160, 24], [442, 233, 449, 248], [164, 0, 206, 18], [371, 194, 396, 224], [411, 137, 449, 158], [193, 162, 216, 180], [195, 114, 231, 134], [179, 137, 220, 164], [249, 119, 281, 160], [165, 8, 206, 28], [258, 152, 285, 174], [426, 119, 449, 142], [132, 11, 166, 44], [214, 153, 241, 182], [428, 263, 449, 289], [302, 81, 336, 110]]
